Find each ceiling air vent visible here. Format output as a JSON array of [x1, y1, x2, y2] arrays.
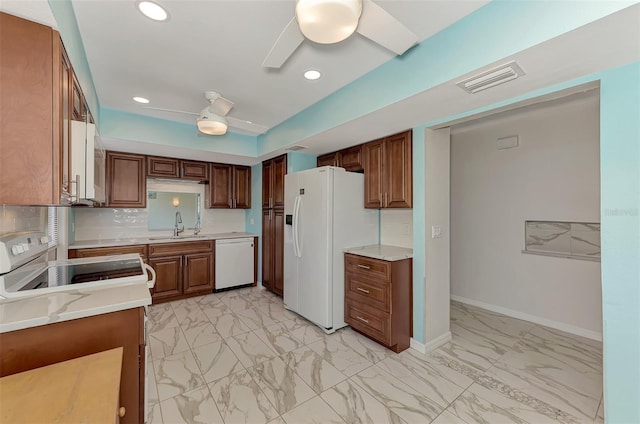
[[285, 145, 308, 151], [457, 61, 525, 94]]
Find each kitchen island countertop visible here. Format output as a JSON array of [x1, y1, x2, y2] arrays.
[[344, 244, 413, 261], [0, 281, 151, 333], [69, 232, 258, 249]]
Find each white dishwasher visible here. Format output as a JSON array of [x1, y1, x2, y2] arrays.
[[215, 237, 255, 291]]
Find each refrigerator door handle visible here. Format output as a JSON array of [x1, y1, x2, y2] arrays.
[[293, 196, 302, 258]]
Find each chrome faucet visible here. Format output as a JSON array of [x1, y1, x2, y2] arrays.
[[194, 216, 202, 236], [174, 211, 184, 237]]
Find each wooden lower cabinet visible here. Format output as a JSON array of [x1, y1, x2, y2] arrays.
[[262, 208, 284, 296], [0, 307, 145, 424], [148, 241, 214, 303], [68, 244, 148, 260], [148, 255, 182, 301], [344, 253, 412, 352]]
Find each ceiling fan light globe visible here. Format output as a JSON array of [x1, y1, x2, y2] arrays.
[[295, 0, 362, 44], [197, 112, 228, 135]]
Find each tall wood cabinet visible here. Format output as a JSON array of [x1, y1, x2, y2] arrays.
[[106, 151, 147, 208], [364, 130, 412, 208], [208, 164, 251, 209], [262, 154, 287, 296]]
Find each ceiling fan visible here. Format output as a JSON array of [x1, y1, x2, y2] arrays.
[[144, 91, 268, 136], [263, 0, 419, 69]]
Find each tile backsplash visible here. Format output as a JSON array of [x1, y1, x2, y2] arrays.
[[73, 207, 246, 241], [0, 206, 47, 236]]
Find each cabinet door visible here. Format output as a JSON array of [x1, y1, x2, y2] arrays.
[[71, 75, 84, 121], [183, 252, 214, 295], [60, 47, 72, 201], [106, 152, 146, 208], [317, 152, 340, 167], [147, 156, 179, 178], [272, 154, 287, 209], [384, 131, 412, 208], [340, 145, 364, 172], [181, 160, 208, 181], [363, 140, 384, 208], [261, 209, 273, 291], [273, 209, 285, 297], [262, 160, 273, 208], [208, 163, 232, 208], [233, 165, 251, 209], [148, 255, 182, 301]]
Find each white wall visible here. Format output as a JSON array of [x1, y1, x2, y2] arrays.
[[450, 92, 602, 338], [380, 209, 413, 248], [73, 180, 245, 241]]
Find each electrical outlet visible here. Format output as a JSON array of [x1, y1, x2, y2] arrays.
[[249, 218, 254, 225], [431, 225, 443, 239]]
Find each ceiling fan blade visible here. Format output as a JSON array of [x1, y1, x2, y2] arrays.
[[143, 106, 199, 116], [227, 116, 269, 134], [356, 0, 418, 55], [262, 17, 305, 69]]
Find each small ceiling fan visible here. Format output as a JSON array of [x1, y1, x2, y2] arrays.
[[145, 91, 268, 135], [263, 0, 419, 69]]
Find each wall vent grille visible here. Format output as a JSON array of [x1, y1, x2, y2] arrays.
[[457, 61, 525, 94], [285, 145, 308, 151]]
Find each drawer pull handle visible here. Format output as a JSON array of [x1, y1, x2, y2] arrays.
[[356, 316, 369, 324], [356, 287, 370, 294], [357, 264, 370, 270]]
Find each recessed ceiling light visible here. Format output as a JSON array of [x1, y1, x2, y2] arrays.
[[136, 1, 169, 22], [133, 96, 150, 104], [304, 70, 321, 80]]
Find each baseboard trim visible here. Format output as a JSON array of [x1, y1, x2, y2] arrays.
[[410, 338, 426, 354], [450, 295, 602, 341], [410, 332, 452, 354]]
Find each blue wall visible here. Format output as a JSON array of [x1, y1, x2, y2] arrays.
[[599, 62, 640, 423]]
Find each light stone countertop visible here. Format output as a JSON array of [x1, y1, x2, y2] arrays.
[[69, 232, 258, 249], [0, 281, 151, 333], [344, 244, 413, 261]]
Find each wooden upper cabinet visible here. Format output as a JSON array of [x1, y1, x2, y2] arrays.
[[317, 152, 340, 168], [262, 154, 286, 209], [384, 131, 412, 208], [271, 155, 287, 209], [207, 164, 251, 209], [106, 151, 146, 208], [340, 145, 364, 172], [262, 160, 273, 208], [147, 156, 179, 178], [180, 160, 208, 181], [71, 75, 84, 121], [233, 166, 251, 209], [364, 130, 412, 209], [208, 164, 232, 208], [0, 13, 62, 205], [364, 140, 385, 208]]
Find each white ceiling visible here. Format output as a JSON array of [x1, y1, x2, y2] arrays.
[[70, 0, 489, 133]]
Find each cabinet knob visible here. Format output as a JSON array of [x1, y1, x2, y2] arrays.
[[118, 407, 126, 418]]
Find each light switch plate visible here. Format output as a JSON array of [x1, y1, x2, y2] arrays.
[[431, 225, 443, 239]]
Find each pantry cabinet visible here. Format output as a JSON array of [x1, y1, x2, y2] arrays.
[[106, 151, 146, 208], [262, 154, 287, 296], [262, 155, 287, 209], [207, 164, 251, 209], [364, 130, 412, 208]]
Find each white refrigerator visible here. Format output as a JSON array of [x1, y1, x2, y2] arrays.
[[284, 167, 379, 333]]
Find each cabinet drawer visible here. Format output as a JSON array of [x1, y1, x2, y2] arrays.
[[345, 301, 390, 346], [148, 241, 213, 257], [345, 273, 389, 312], [345, 254, 390, 281], [69, 245, 148, 260]]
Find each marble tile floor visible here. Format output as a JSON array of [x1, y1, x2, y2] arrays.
[[146, 287, 603, 424]]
